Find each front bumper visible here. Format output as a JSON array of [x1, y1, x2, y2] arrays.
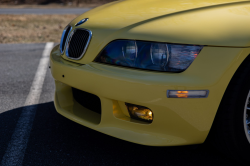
[[50, 44, 249, 146]]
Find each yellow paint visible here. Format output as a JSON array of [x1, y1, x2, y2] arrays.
[[50, 0, 250, 146], [62, 0, 250, 64], [51, 43, 250, 145]]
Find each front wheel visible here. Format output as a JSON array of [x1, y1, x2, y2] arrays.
[[207, 55, 250, 165], [244, 91, 250, 145]]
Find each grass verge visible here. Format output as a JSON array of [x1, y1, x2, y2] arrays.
[[0, 14, 78, 43]]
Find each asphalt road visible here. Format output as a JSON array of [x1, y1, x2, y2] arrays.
[[0, 43, 242, 166], [0, 8, 91, 14]]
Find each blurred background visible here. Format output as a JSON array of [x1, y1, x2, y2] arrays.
[[0, 0, 114, 7], [0, 0, 115, 43]]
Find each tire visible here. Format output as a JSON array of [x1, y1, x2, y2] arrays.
[[207, 54, 250, 165]]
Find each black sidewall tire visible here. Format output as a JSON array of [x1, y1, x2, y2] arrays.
[[207, 55, 250, 165]]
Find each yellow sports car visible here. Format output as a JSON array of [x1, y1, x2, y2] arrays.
[[50, 0, 250, 163]]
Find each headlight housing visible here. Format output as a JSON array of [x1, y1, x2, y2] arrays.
[[95, 40, 203, 72]]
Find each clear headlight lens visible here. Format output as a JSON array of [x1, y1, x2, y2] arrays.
[[95, 40, 203, 72], [150, 43, 169, 70], [122, 40, 137, 66]]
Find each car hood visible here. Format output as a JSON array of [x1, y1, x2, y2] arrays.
[[66, 0, 250, 63]]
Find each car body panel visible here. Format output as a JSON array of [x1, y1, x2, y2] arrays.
[[62, 0, 250, 64], [51, 44, 250, 145]]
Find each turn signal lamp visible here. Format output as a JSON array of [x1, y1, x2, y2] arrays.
[[126, 103, 153, 123], [167, 90, 209, 98]]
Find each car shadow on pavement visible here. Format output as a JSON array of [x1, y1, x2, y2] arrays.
[[0, 102, 239, 166]]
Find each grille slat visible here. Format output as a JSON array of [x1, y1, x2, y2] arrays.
[[74, 33, 82, 58], [76, 34, 81, 58], [80, 34, 88, 57], [67, 29, 91, 59]]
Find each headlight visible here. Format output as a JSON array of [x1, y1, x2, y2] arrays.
[[95, 40, 203, 72]]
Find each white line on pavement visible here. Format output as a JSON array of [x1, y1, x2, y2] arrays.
[[1, 42, 54, 166]]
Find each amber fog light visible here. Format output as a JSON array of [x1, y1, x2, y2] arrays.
[[125, 103, 153, 123]]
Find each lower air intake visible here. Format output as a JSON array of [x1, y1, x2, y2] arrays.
[[72, 88, 101, 114]]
